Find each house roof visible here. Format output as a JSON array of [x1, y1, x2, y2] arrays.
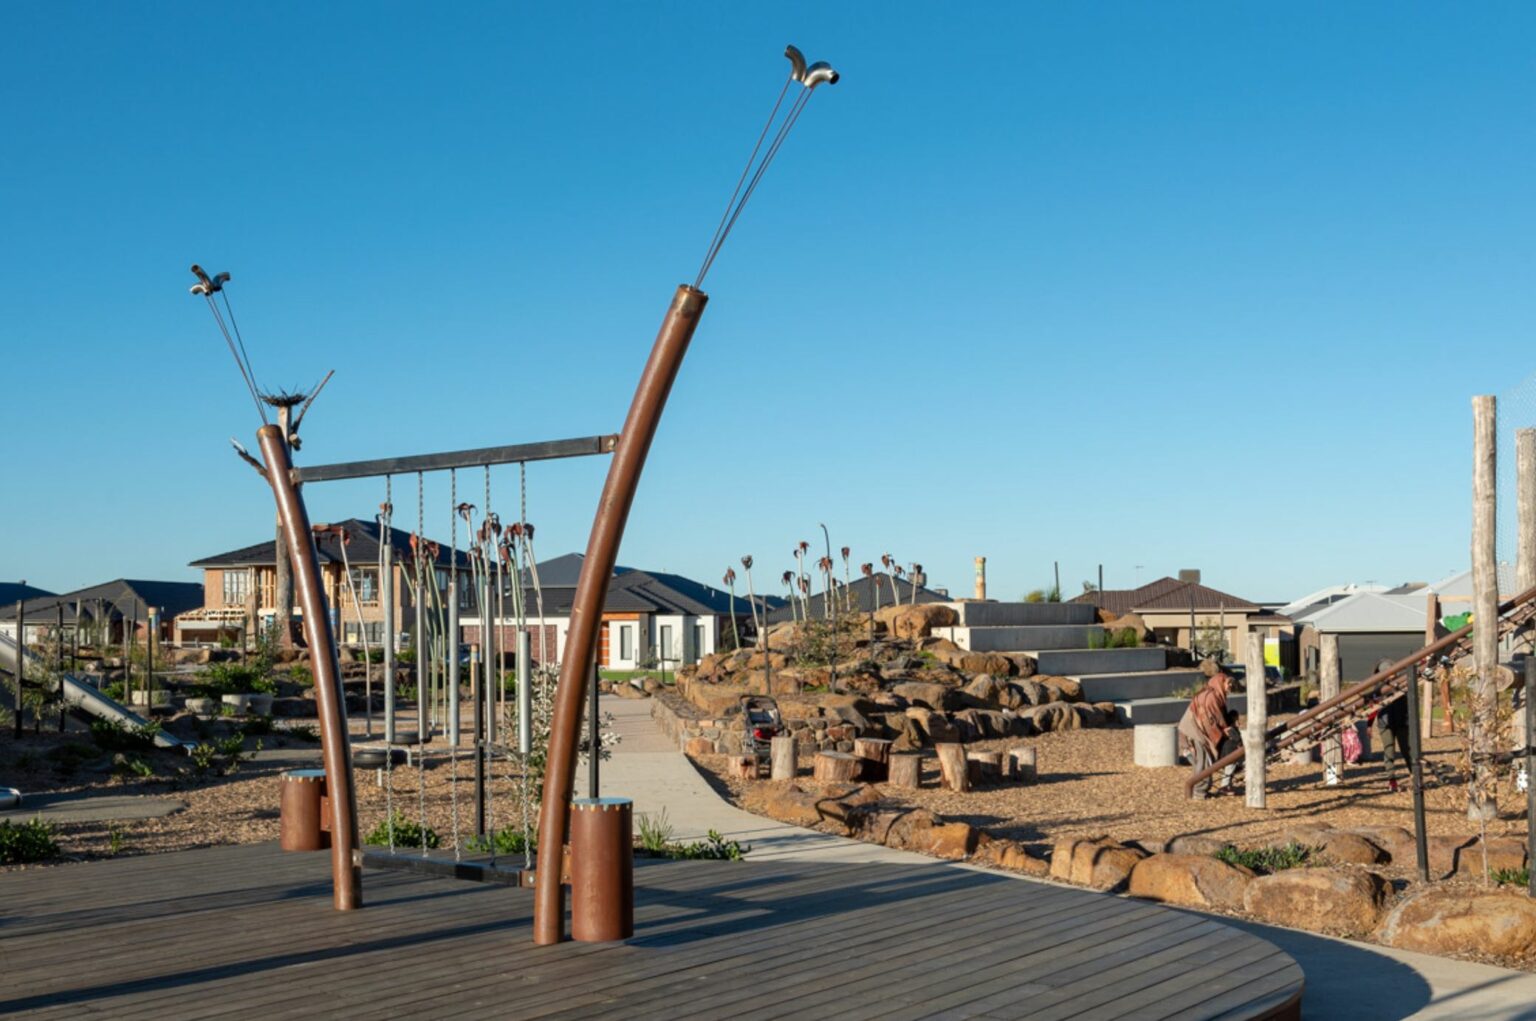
[[764, 573, 947, 624], [1072, 576, 1260, 615], [1276, 583, 1389, 619], [190, 518, 471, 571], [0, 579, 206, 624], [1425, 564, 1520, 603], [481, 554, 778, 619], [1292, 591, 1431, 633], [0, 583, 55, 607]]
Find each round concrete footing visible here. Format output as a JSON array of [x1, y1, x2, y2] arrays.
[[1134, 723, 1179, 767]]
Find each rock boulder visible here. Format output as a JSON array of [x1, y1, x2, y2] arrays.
[[1128, 854, 1254, 911], [1243, 868, 1388, 935], [1377, 887, 1536, 960]]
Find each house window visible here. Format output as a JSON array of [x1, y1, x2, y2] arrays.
[[435, 568, 449, 592], [223, 570, 250, 606], [458, 581, 473, 609], [619, 625, 634, 661], [693, 624, 706, 662], [348, 568, 379, 606], [659, 625, 674, 663]]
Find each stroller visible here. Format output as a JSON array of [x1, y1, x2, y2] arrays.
[[739, 695, 785, 776]]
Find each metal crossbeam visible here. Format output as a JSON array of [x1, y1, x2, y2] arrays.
[[293, 434, 619, 484]]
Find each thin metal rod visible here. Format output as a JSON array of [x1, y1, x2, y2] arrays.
[[534, 284, 708, 945], [448, 579, 460, 747], [517, 631, 532, 756], [1406, 665, 1429, 883], [258, 424, 362, 910], [473, 643, 485, 837], [588, 658, 600, 800], [293, 435, 618, 484], [382, 504, 396, 746]]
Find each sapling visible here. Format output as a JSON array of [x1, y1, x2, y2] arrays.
[[881, 553, 900, 607], [722, 568, 741, 650], [841, 547, 853, 613], [782, 571, 798, 624], [740, 556, 763, 647]]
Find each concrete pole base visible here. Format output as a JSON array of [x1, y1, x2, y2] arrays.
[[1133, 723, 1179, 767]]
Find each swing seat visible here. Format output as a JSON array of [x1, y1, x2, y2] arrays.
[[353, 747, 408, 770]]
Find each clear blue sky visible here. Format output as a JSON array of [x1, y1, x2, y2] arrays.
[[4, 3, 1535, 604]]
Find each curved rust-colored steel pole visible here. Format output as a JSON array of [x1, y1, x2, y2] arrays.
[[534, 283, 708, 944], [259, 424, 363, 909]]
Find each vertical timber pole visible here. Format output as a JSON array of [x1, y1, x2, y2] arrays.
[[1320, 633, 1342, 784], [1243, 629, 1267, 809], [1472, 395, 1498, 821], [1406, 665, 1430, 882], [258, 425, 362, 911], [534, 284, 707, 945], [1423, 592, 1440, 737], [13, 599, 22, 738]]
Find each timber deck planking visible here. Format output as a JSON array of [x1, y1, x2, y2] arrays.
[[1, 842, 1302, 1020]]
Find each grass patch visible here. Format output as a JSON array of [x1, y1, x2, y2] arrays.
[[365, 813, 440, 850], [465, 825, 534, 855], [1214, 841, 1316, 874], [1493, 867, 1530, 888]]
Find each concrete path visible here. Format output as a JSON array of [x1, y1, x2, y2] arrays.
[[600, 696, 1536, 1021], [0, 791, 185, 825]]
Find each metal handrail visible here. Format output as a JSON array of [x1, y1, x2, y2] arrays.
[[1184, 582, 1536, 797]]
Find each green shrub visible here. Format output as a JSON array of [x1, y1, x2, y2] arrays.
[[465, 825, 535, 855], [114, 755, 153, 779], [195, 663, 268, 698], [240, 715, 274, 737], [0, 817, 59, 864], [286, 664, 314, 687], [1493, 867, 1530, 888], [1214, 841, 1315, 874], [284, 723, 320, 742], [90, 718, 160, 752], [668, 829, 748, 861], [365, 813, 440, 850], [636, 809, 675, 853]]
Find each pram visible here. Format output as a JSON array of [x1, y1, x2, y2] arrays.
[[740, 695, 784, 776]]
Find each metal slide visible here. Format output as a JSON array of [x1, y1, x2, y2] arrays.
[[1187, 582, 1536, 795], [0, 633, 193, 752]]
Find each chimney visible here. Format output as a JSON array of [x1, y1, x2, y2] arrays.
[[974, 556, 987, 600]]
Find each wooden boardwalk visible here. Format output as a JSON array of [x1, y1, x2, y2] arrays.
[[1, 843, 1302, 1019]]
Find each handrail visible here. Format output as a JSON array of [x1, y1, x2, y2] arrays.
[[1183, 582, 1536, 797]]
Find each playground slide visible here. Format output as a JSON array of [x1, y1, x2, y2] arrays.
[[0, 633, 193, 752]]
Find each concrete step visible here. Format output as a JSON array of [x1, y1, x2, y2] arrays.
[[943, 601, 1099, 627], [1075, 669, 1206, 703], [935, 625, 1103, 653], [1114, 692, 1251, 726], [1035, 647, 1167, 676]]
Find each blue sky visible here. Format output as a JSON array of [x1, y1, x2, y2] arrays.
[[3, 3, 1535, 604]]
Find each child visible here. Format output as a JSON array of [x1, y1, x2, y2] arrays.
[[1215, 709, 1243, 792]]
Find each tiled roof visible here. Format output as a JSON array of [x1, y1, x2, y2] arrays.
[[190, 518, 470, 570], [764, 573, 947, 624], [1073, 576, 1260, 614], [0, 579, 205, 623]]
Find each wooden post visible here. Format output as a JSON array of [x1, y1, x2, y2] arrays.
[[813, 750, 861, 782], [852, 737, 892, 782], [1244, 630, 1267, 809], [888, 752, 922, 788], [1471, 394, 1499, 820], [1320, 633, 1342, 784], [769, 734, 797, 780], [1424, 592, 1441, 737], [935, 742, 970, 792], [966, 750, 1002, 784], [1009, 746, 1037, 784], [1519, 428, 1536, 593]]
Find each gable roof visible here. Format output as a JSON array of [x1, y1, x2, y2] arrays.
[[1072, 576, 1260, 615], [190, 518, 470, 570], [1292, 590, 1430, 633], [0, 583, 55, 607], [1425, 564, 1520, 603], [764, 573, 947, 624], [477, 554, 779, 619], [0, 579, 206, 624]]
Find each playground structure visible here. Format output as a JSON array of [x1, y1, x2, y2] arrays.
[[190, 45, 840, 942]]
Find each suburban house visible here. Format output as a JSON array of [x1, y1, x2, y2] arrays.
[[1072, 576, 1290, 666], [0, 579, 204, 646], [1286, 564, 1519, 683], [764, 572, 948, 625], [180, 518, 472, 648], [463, 553, 775, 670]]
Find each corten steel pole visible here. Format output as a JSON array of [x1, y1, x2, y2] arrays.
[[1406, 665, 1430, 883], [534, 283, 707, 944], [589, 658, 600, 800], [258, 424, 362, 910]]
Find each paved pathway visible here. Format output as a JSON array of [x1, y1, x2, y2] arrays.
[[600, 696, 1536, 1021], [0, 790, 185, 825]]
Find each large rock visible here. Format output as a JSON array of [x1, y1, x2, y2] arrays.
[[978, 838, 1050, 877], [1012, 679, 1048, 707], [1343, 826, 1416, 864], [958, 652, 1014, 676], [1378, 887, 1536, 960], [1106, 612, 1150, 642], [1051, 837, 1146, 892], [884, 808, 978, 859], [684, 736, 717, 756], [1006, 653, 1038, 678], [1128, 854, 1254, 910], [1280, 826, 1386, 866], [904, 707, 958, 744], [1036, 676, 1083, 702], [1025, 702, 1079, 733], [887, 603, 959, 640], [890, 681, 954, 711], [961, 674, 1004, 706], [1243, 868, 1388, 935], [756, 784, 822, 827]]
